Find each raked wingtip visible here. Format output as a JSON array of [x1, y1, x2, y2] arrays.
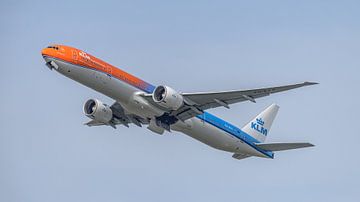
[[304, 81, 319, 86]]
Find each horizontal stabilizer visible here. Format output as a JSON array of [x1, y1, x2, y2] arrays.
[[255, 142, 314, 151]]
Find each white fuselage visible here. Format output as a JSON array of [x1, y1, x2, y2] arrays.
[[45, 57, 270, 158]]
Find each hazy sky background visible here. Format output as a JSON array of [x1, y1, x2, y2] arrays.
[[1, 0, 359, 201]]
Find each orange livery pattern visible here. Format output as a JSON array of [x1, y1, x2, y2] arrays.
[[41, 43, 316, 160], [41, 44, 155, 93]]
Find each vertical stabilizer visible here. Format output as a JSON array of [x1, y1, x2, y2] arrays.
[[242, 104, 279, 142]]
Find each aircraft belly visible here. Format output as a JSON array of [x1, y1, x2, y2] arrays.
[[48, 58, 270, 158], [173, 117, 240, 152], [52, 58, 162, 119], [54, 59, 136, 102], [173, 117, 267, 157]]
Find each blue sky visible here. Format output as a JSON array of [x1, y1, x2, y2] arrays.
[[1, 0, 359, 201]]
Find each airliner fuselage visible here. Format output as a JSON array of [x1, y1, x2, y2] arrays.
[[41, 44, 315, 160]]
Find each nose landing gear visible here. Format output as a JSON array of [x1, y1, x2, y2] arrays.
[[45, 61, 59, 70]]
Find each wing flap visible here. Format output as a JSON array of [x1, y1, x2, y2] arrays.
[[232, 153, 251, 160], [84, 119, 106, 127], [255, 142, 314, 151]]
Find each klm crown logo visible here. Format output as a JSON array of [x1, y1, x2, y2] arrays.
[[251, 118, 268, 136], [256, 118, 264, 126]]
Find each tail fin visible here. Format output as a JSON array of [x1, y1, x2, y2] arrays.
[[242, 104, 279, 142]]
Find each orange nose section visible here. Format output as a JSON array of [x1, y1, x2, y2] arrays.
[[41, 48, 51, 57]]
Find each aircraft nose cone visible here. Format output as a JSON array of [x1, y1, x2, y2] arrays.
[[41, 48, 49, 57], [41, 48, 54, 67], [41, 48, 53, 63]]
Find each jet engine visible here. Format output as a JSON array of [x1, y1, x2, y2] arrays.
[[152, 85, 184, 110], [83, 99, 113, 123]]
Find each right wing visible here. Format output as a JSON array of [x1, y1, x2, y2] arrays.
[[140, 81, 318, 121], [181, 82, 318, 110]]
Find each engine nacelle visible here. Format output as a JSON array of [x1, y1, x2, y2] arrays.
[[83, 99, 113, 123], [152, 85, 184, 110]]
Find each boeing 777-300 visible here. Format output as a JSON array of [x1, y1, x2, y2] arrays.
[[41, 44, 316, 160]]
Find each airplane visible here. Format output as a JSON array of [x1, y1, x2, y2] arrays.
[[41, 44, 317, 160]]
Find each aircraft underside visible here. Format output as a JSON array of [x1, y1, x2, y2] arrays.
[[41, 45, 315, 160]]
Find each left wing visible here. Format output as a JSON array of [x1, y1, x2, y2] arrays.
[[141, 81, 318, 121], [85, 102, 148, 128]]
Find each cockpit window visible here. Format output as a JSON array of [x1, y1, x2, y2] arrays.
[[47, 46, 59, 50]]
